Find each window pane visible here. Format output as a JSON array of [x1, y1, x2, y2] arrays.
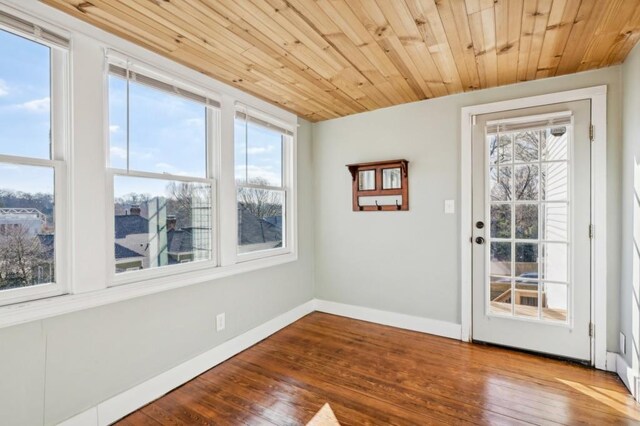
[[542, 283, 568, 322], [108, 75, 127, 169], [541, 203, 568, 241], [515, 204, 538, 239], [515, 243, 538, 276], [490, 166, 511, 201], [515, 281, 539, 319], [0, 29, 51, 159], [541, 162, 568, 201], [0, 163, 55, 289], [490, 242, 511, 276], [109, 77, 209, 177], [490, 204, 510, 238], [514, 164, 539, 200], [489, 276, 512, 316], [514, 131, 539, 162], [542, 128, 568, 161], [114, 176, 212, 273], [235, 117, 283, 187], [488, 134, 512, 165], [237, 187, 284, 254]]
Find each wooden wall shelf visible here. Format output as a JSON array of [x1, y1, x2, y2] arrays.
[[346, 159, 409, 211]]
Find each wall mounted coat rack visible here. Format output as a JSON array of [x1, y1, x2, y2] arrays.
[[346, 159, 409, 211]]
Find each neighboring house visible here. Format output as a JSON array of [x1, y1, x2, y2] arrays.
[[237, 203, 282, 254], [0, 208, 47, 236], [113, 203, 281, 271]]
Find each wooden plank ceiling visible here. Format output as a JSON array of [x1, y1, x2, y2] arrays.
[[42, 0, 640, 122]]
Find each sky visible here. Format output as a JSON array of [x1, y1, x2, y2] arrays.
[[0, 29, 54, 197], [0, 27, 283, 200]]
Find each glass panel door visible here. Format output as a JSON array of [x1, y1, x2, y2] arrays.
[[487, 126, 570, 323]]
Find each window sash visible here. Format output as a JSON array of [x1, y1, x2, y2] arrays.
[[107, 64, 220, 109], [109, 170, 218, 286], [0, 20, 68, 306], [0, 10, 69, 49], [106, 62, 220, 283], [107, 67, 217, 178], [235, 110, 294, 137]]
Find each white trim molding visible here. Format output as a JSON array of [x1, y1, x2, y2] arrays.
[[58, 300, 316, 426], [315, 300, 462, 340], [460, 85, 608, 369], [611, 352, 640, 403]]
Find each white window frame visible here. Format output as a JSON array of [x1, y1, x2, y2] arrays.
[[104, 53, 221, 287], [0, 1, 298, 328], [0, 13, 70, 306], [233, 106, 295, 263]]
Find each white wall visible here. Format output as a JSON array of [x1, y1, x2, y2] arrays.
[[312, 67, 623, 351], [620, 42, 640, 372], [0, 2, 314, 425]]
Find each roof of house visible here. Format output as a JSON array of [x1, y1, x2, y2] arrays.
[[115, 215, 149, 239], [237, 204, 282, 245], [167, 229, 193, 254], [115, 243, 144, 260]]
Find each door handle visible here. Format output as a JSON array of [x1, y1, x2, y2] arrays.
[[475, 237, 485, 245]]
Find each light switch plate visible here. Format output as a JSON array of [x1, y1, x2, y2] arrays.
[[444, 199, 455, 214]]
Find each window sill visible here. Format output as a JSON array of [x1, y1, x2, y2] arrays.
[[0, 251, 297, 329]]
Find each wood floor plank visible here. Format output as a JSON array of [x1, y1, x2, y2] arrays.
[[116, 312, 640, 425]]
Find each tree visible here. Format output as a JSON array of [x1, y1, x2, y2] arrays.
[[236, 177, 282, 220], [0, 225, 46, 289], [489, 130, 547, 270], [165, 182, 210, 229]]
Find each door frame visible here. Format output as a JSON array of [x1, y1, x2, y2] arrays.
[[460, 85, 608, 369]]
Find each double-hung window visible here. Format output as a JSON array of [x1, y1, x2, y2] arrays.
[[0, 11, 68, 305], [107, 54, 220, 282], [234, 108, 294, 259]]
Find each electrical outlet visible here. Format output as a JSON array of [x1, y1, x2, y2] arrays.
[[620, 332, 626, 355], [216, 313, 225, 331]]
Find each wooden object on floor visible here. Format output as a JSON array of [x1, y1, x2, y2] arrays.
[[43, 1, 640, 122], [116, 312, 640, 425]]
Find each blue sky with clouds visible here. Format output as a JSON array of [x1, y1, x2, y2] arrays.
[[0, 29, 54, 197], [0, 26, 284, 200]]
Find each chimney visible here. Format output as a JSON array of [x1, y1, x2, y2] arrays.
[[167, 215, 177, 231], [130, 205, 141, 216]]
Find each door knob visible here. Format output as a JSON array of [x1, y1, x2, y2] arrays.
[[475, 237, 485, 245], [476, 221, 485, 229]]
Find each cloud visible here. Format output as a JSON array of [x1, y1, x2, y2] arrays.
[[185, 118, 204, 127], [155, 162, 175, 170], [110, 146, 127, 160], [109, 125, 120, 133], [0, 79, 8, 97], [235, 165, 281, 186], [247, 146, 274, 155], [17, 97, 50, 113]]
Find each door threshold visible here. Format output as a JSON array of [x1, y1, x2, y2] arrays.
[[472, 339, 591, 367]]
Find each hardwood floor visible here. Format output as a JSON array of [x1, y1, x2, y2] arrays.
[[117, 312, 639, 425]]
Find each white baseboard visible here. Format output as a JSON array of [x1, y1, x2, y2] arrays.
[[314, 299, 462, 340], [606, 351, 618, 372], [58, 300, 316, 426], [614, 352, 640, 403]]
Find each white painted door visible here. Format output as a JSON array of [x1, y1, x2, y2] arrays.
[[471, 100, 592, 361]]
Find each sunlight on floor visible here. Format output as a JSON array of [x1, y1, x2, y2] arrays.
[[556, 378, 640, 421], [306, 403, 341, 426]]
